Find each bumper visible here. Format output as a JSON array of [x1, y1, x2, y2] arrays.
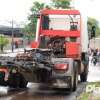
[[50, 76, 71, 88]]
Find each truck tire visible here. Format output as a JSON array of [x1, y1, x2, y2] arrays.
[[72, 61, 78, 91], [8, 72, 20, 88], [69, 79, 73, 92], [19, 74, 28, 88], [80, 64, 88, 82], [8, 72, 28, 88], [80, 53, 89, 82], [69, 74, 74, 92], [0, 72, 6, 86], [73, 69, 78, 91], [80, 73, 87, 82]]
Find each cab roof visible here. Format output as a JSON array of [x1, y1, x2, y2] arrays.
[[40, 9, 80, 15]]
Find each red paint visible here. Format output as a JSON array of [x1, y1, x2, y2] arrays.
[[54, 64, 69, 70], [65, 42, 80, 58], [31, 41, 39, 48], [31, 9, 81, 59], [41, 9, 80, 15], [41, 30, 80, 37]]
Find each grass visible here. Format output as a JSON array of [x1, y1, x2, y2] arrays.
[[77, 92, 91, 100], [87, 82, 100, 87], [77, 82, 100, 100]]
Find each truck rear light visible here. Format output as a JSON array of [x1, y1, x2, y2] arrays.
[[54, 64, 69, 71]]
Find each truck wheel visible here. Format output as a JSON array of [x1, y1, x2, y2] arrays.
[[73, 70, 78, 91], [19, 74, 28, 88], [80, 73, 87, 82], [8, 72, 20, 88], [70, 74, 74, 92], [0, 72, 6, 86], [80, 65, 88, 82], [8, 72, 28, 88], [72, 61, 78, 91], [0, 78, 5, 85]]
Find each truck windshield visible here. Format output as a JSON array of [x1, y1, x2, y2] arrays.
[[42, 14, 80, 31]]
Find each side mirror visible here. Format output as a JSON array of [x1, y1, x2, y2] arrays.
[[31, 41, 39, 48]]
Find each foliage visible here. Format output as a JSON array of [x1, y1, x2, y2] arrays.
[[23, 0, 71, 36], [22, 1, 51, 42], [0, 34, 9, 52], [23, 33, 35, 42], [27, 1, 50, 34], [87, 17, 100, 37], [77, 92, 91, 100], [24, 0, 100, 40], [77, 82, 100, 100], [51, 0, 71, 9]]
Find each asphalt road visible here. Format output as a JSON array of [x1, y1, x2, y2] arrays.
[[0, 82, 87, 100]]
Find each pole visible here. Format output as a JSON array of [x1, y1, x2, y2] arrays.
[[11, 20, 14, 52], [94, 37, 95, 50]]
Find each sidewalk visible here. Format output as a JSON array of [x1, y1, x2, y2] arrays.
[[87, 57, 100, 82], [77, 57, 100, 100]]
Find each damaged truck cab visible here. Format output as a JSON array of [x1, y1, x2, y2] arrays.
[[29, 9, 89, 91]]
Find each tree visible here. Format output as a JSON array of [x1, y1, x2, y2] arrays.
[[23, 0, 72, 38], [23, 1, 51, 42], [87, 17, 100, 38], [0, 34, 9, 52], [91, 26, 96, 38], [51, 0, 71, 9], [27, 1, 50, 33]]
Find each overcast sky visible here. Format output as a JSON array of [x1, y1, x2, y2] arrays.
[[0, 0, 100, 26], [74, 0, 100, 20]]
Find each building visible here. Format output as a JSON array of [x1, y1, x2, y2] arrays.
[[0, 26, 23, 37], [89, 37, 100, 49]]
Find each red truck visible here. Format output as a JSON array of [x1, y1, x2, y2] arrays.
[[29, 9, 89, 91], [0, 9, 89, 91]]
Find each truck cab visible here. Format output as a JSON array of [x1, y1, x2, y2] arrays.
[[31, 9, 81, 59], [30, 9, 89, 91]]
